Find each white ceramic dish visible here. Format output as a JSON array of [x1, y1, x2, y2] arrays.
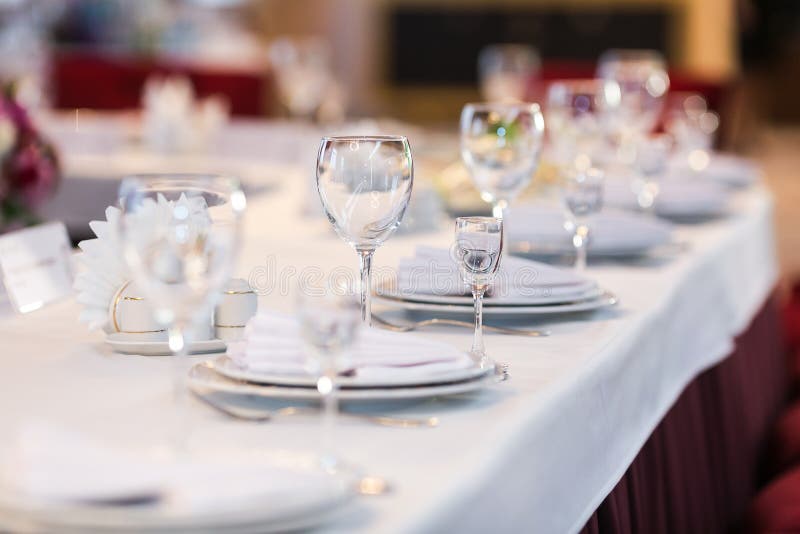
[[188, 362, 501, 402], [374, 291, 618, 316], [106, 334, 226, 356], [375, 285, 603, 307], [211, 355, 494, 389], [0, 452, 355, 533]]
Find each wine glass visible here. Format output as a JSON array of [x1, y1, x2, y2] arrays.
[[116, 174, 245, 445], [297, 284, 360, 471], [664, 92, 719, 171], [478, 44, 540, 102], [453, 217, 503, 365], [269, 37, 334, 120], [561, 167, 604, 271], [460, 102, 545, 219], [316, 135, 413, 325], [633, 134, 672, 212], [545, 78, 615, 171], [597, 50, 669, 142]]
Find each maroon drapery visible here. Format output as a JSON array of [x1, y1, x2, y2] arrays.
[[580, 295, 788, 533]]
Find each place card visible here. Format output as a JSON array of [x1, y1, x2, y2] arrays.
[[0, 222, 73, 314]]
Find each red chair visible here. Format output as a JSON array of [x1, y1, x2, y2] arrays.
[[748, 466, 800, 533], [51, 50, 274, 117]]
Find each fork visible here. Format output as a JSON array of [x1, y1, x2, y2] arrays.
[[372, 314, 549, 337], [192, 390, 439, 428]]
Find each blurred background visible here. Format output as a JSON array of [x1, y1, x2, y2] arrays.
[[0, 0, 797, 277]]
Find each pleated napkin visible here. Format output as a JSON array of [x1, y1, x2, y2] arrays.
[[227, 311, 473, 380], [395, 246, 596, 299]]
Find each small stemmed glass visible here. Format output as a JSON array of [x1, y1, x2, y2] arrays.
[[116, 174, 246, 448], [453, 217, 503, 366], [561, 167, 604, 271], [460, 102, 545, 220], [316, 136, 413, 326], [297, 285, 361, 471], [633, 135, 672, 213]]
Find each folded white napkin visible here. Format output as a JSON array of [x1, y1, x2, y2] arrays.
[[604, 178, 729, 216], [1, 422, 332, 511], [669, 152, 760, 188], [395, 245, 595, 298], [227, 311, 473, 380], [506, 206, 673, 252]]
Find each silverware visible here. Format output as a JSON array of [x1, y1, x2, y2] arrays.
[[372, 314, 549, 337], [192, 390, 439, 428]]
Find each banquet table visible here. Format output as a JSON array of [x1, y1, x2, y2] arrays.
[[0, 135, 784, 532]]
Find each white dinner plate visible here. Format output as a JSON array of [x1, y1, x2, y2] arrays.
[[188, 361, 502, 402], [106, 334, 226, 356], [0, 451, 356, 533], [604, 180, 730, 220], [375, 284, 603, 307], [374, 291, 618, 316], [212, 355, 494, 389]]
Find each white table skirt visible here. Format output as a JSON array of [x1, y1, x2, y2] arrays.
[[0, 157, 777, 533]]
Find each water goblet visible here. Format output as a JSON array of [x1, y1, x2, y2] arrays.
[[460, 102, 545, 219], [297, 284, 361, 471], [477, 44, 540, 103], [316, 135, 413, 325], [664, 92, 720, 171], [453, 217, 503, 365], [116, 174, 246, 447], [545, 78, 614, 171], [560, 167, 604, 271]]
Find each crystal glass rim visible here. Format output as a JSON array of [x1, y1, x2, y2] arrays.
[[120, 172, 241, 187], [462, 102, 542, 113], [320, 135, 409, 143], [118, 173, 246, 212]]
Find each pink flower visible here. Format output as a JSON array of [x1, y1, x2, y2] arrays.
[[4, 137, 59, 209]]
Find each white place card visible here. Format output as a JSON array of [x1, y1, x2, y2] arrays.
[[0, 222, 73, 314]]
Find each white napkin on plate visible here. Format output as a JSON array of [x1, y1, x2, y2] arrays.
[[506, 206, 673, 253], [1, 421, 333, 511], [604, 178, 730, 217], [394, 245, 595, 298], [227, 311, 474, 380]]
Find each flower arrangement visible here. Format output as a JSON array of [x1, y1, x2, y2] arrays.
[[0, 82, 59, 233]]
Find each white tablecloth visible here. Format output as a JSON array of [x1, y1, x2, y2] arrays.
[[0, 137, 778, 532]]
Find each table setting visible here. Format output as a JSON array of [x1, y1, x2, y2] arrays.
[[0, 43, 780, 534]]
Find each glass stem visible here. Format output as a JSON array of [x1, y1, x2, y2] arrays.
[[358, 249, 374, 326], [318, 363, 338, 471], [573, 223, 589, 271], [471, 286, 487, 358], [167, 323, 192, 454]]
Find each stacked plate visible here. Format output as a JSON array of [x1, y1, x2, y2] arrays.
[[506, 206, 674, 258], [189, 356, 501, 402], [375, 247, 617, 316]]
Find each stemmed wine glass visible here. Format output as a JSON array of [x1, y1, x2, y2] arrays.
[[460, 102, 545, 219], [545, 78, 614, 171], [560, 167, 604, 271], [453, 217, 503, 366], [664, 92, 719, 171], [116, 174, 246, 445], [297, 284, 361, 471], [316, 135, 414, 325], [633, 134, 672, 212], [477, 44, 540, 103]]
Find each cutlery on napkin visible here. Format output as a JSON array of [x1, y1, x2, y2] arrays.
[[394, 245, 596, 298], [227, 311, 474, 379]]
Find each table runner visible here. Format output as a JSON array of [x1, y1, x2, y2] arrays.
[[0, 164, 778, 532]]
